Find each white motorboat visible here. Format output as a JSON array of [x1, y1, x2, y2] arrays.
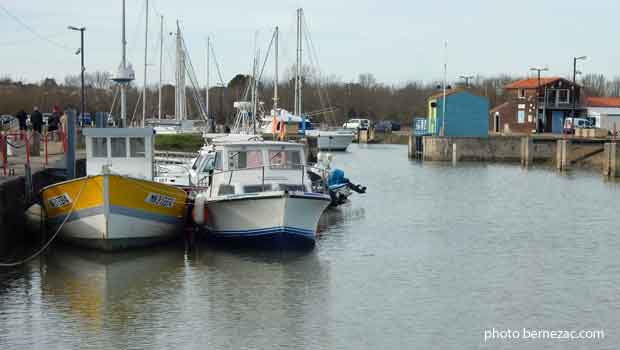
[[192, 140, 331, 248], [305, 129, 354, 151]]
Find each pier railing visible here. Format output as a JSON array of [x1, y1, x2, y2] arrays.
[[1, 130, 66, 176]]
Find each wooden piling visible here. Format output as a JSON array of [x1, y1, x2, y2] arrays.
[[556, 139, 569, 171], [520, 137, 533, 167], [603, 142, 617, 177]]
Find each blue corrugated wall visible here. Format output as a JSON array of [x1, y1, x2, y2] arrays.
[[434, 92, 489, 137]]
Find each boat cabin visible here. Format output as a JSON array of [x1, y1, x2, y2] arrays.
[[192, 141, 313, 197], [82, 128, 155, 179]]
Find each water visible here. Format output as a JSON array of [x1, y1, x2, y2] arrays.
[[2, 144, 619, 349]]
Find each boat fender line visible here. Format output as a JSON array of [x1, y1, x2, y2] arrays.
[[192, 193, 208, 225], [0, 177, 89, 267]]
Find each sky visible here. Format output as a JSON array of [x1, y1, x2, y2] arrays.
[[1, 0, 619, 87]]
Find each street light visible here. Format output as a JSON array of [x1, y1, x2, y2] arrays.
[[68, 26, 86, 120], [530, 66, 548, 132], [572, 56, 587, 119]]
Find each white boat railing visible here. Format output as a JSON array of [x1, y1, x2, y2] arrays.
[[193, 162, 330, 198]]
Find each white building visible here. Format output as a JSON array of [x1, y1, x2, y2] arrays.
[[586, 97, 620, 131]]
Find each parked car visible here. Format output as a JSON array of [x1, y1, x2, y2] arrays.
[[343, 118, 371, 130], [563, 117, 593, 134], [374, 120, 401, 132], [0, 115, 16, 130]]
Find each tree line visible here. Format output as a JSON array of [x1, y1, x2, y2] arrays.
[[2, 71, 619, 126]]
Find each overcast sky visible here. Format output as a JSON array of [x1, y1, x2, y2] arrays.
[[1, 0, 619, 86]]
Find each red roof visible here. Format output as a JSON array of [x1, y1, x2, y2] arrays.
[[586, 96, 620, 108], [504, 77, 562, 89]]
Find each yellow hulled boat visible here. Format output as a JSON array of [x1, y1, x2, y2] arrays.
[[41, 128, 188, 251]]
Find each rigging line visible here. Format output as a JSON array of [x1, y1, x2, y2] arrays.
[[179, 30, 207, 120], [209, 40, 226, 86], [303, 16, 335, 121], [0, 4, 72, 50], [257, 29, 276, 83]]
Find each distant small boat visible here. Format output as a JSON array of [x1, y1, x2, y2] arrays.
[[305, 129, 354, 151]]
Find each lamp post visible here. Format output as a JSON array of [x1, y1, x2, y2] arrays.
[[572, 56, 587, 119], [68, 26, 86, 119], [530, 66, 548, 132]]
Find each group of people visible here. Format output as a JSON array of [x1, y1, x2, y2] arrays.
[[14, 105, 64, 137]]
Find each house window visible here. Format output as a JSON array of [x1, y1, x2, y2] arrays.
[[92, 137, 107, 158], [111, 137, 127, 158], [558, 89, 570, 104], [130, 137, 146, 158], [518, 89, 526, 99], [517, 110, 525, 124]]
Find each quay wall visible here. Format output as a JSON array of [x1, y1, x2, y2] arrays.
[[421, 136, 606, 169]]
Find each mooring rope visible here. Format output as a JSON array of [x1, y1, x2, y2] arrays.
[[0, 178, 88, 267]]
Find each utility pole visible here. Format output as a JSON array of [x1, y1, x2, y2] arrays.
[[441, 40, 447, 136], [530, 66, 548, 132]]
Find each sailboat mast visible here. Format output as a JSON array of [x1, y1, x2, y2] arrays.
[[158, 15, 163, 119], [174, 22, 186, 121], [142, 0, 149, 127], [120, 0, 127, 127], [298, 8, 303, 118], [273, 26, 278, 113]]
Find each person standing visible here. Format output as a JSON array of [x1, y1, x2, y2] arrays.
[[16, 109, 27, 135], [31, 106, 43, 135]]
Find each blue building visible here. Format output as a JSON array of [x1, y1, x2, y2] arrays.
[[427, 90, 489, 137]]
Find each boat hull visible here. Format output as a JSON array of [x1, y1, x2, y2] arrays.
[[202, 191, 330, 249], [42, 175, 188, 251]]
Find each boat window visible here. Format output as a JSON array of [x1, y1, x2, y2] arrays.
[[243, 184, 272, 193], [130, 137, 145, 158], [215, 151, 223, 170], [111, 137, 127, 158], [92, 137, 108, 157], [218, 184, 235, 195], [269, 150, 302, 169], [200, 156, 216, 173], [229, 150, 263, 170]]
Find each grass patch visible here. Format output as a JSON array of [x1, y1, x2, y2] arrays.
[[155, 134, 204, 152]]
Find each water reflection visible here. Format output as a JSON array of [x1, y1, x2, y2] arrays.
[[41, 244, 185, 336]]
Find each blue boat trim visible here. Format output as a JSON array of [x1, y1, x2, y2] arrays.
[[110, 205, 182, 224], [208, 226, 315, 238], [48, 205, 182, 225]]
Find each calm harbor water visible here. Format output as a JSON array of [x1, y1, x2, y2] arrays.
[[1, 144, 619, 349]]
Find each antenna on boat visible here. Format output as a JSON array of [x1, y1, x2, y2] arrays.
[[273, 26, 279, 114], [206, 36, 210, 128]]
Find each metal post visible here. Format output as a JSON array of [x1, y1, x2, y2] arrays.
[[441, 41, 448, 136], [66, 110, 77, 179], [44, 131, 48, 166], [1, 133, 6, 176], [262, 166, 265, 192]]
